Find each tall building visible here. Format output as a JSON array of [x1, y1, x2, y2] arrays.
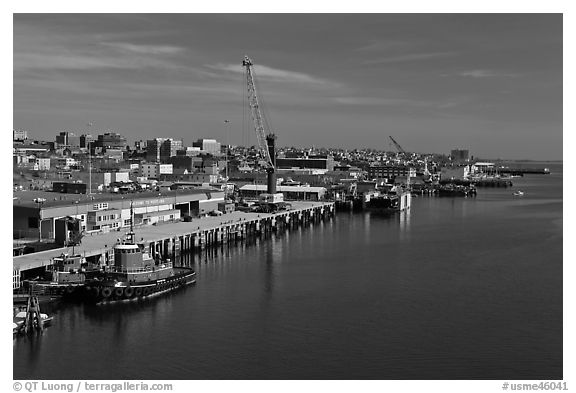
[[160, 139, 183, 162], [55, 132, 80, 147], [192, 139, 221, 154], [147, 138, 163, 162], [80, 134, 94, 148], [96, 132, 127, 150], [147, 138, 182, 163], [134, 140, 147, 150], [450, 149, 470, 162]]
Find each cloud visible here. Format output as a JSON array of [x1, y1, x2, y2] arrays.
[[356, 40, 410, 52], [206, 63, 334, 86], [458, 69, 522, 78], [333, 96, 468, 110], [333, 97, 415, 106], [14, 51, 179, 71], [100, 42, 186, 55], [363, 52, 456, 65]]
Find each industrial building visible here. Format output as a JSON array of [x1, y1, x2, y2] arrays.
[[366, 165, 416, 180], [238, 185, 327, 201], [13, 188, 225, 241], [276, 155, 335, 173]]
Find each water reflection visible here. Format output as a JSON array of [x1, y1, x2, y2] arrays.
[[399, 208, 412, 241]]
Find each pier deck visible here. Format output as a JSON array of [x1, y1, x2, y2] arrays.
[[14, 201, 334, 274]]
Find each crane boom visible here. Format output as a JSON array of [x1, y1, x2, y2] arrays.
[[242, 55, 274, 169], [389, 135, 406, 154]]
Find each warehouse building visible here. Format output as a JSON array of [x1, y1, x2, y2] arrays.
[[13, 188, 224, 241]]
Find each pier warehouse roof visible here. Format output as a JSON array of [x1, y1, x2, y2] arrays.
[[239, 185, 326, 201], [14, 188, 224, 241]]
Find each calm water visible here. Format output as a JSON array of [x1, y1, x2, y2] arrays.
[[14, 165, 563, 380]]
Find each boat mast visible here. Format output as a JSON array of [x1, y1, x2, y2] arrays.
[[127, 200, 135, 244]]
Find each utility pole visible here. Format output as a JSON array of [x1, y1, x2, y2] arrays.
[[224, 120, 230, 199], [87, 122, 93, 195]]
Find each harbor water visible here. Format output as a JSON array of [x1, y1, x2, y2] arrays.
[[13, 164, 562, 379]]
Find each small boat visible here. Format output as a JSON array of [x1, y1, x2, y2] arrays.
[[21, 253, 97, 299], [13, 310, 53, 332], [513, 191, 525, 196]]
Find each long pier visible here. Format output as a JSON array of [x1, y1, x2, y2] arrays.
[[13, 201, 335, 279]]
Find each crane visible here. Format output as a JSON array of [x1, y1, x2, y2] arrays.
[[388, 136, 406, 154], [242, 55, 282, 202]]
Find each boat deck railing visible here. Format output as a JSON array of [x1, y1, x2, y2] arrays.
[[108, 262, 173, 274]]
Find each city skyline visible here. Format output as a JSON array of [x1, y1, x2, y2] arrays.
[[14, 14, 562, 160]]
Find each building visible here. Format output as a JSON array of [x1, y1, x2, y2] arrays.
[[160, 139, 183, 162], [170, 155, 203, 172], [440, 166, 470, 180], [80, 134, 94, 148], [470, 162, 496, 175], [95, 172, 130, 187], [52, 157, 78, 169], [104, 149, 125, 161], [52, 182, 88, 194], [55, 132, 80, 148], [192, 139, 221, 154], [366, 165, 416, 180], [36, 158, 51, 171], [147, 138, 183, 162], [450, 149, 470, 162], [139, 163, 173, 179], [13, 143, 50, 155], [276, 156, 335, 172], [238, 185, 327, 201], [176, 147, 201, 157], [159, 172, 219, 184], [134, 140, 147, 150], [13, 129, 28, 141], [146, 138, 163, 162], [96, 132, 127, 150], [13, 188, 225, 240]]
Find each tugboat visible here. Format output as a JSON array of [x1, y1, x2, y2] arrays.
[[82, 204, 196, 304]]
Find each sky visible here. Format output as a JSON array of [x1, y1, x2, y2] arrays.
[[13, 13, 563, 160]]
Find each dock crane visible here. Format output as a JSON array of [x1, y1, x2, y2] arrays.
[[388, 136, 407, 154], [242, 55, 284, 207]]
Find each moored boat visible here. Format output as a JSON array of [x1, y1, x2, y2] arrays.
[[81, 203, 195, 304]]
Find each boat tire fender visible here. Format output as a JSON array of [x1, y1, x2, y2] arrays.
[[102, 287, 112, 298]]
